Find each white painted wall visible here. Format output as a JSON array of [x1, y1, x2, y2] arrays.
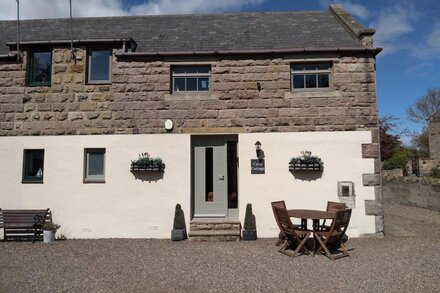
[[237, 131, 375, 238], [0, 131, 375, 239], [0, 134, 191, 239]]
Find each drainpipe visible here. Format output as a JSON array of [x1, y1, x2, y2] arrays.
[[16, 0, 21, 63]]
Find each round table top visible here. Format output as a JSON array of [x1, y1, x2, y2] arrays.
[[288, 209, 335, 220]]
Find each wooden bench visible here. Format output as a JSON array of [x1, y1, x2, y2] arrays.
[[0, 208, 52, 242]]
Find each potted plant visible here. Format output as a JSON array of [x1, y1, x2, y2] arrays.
[[242, 203, 257, 241], [171, 204, 187, 241], [131, 152, 165, 171], [289, 151, 324, 171], [42, 222, 60, 243]]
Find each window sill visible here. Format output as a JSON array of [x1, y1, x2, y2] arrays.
[[22, 180, 44, 184], [27, 83, 51, 87], [83, 179, 106, 184], [86, 81, 112, 85]]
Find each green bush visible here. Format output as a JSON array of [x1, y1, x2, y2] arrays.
[[383, 148, 412, 171], [243, 203, 256, 230], [173, 204, 186, 230]]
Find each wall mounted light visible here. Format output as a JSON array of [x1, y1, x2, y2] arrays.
[[255, 141, 264, 159]]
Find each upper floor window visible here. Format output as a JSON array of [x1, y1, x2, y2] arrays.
[[22, 149, 45, 183], [88, 49, 111, 83], [291, 63, 332, 90], [28, 50, 52, 86], [172, 66, 210, 93]]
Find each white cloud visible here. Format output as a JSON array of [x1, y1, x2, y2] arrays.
[[369, 3, 418, 55], [0, 0, 264, 20], [319, 0, 370, 20]]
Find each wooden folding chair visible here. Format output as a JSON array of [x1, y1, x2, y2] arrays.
[[273, 206, 311, 257], [271, 201, 304, 246], [314, 209, 352, 260], [319, 201, 347, 230]]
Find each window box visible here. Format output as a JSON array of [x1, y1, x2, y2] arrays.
[[289, 151, 324, 171], [130, 162, 165, 172], [130, 152, 165, 172]]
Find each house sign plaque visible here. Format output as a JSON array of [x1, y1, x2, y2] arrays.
[[251, 159, 265, 174]]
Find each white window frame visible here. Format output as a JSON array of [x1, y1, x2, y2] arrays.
[[87, 48, 112, 84], [84, 148, 106, 183], [291, 63, 332, 91], [172, 66, 211, 93]]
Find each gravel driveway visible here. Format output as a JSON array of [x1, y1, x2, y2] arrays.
[[1, 203, 439, 293]]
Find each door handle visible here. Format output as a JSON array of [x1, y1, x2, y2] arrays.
[[218, 175, 225, 180]]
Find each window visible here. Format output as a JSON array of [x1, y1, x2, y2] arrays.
[[291, 63, 332, 90], [84, 149, 105, 183], [28, 50, 52, 86], [22, 149, 44, 183], [88, 49, 111, 83], [172, 66, 211, 92]]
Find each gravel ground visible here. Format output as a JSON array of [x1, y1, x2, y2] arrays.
[[1, 203, 439, 293]]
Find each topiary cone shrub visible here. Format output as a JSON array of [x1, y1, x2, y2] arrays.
[[242, 203, 257, 240], [171, 204, 187, 241], [173, 204, 186, 230]]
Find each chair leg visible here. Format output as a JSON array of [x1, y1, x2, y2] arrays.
[[296, 233, 311, 255], [315, 235, 333, 259], [278, 240, 297, 257]]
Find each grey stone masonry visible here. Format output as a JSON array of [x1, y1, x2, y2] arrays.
[[189, 219, 241, 242], [363, 174, 381, 186], [0, 47, 378, 136], [429, 112, 440, 161]]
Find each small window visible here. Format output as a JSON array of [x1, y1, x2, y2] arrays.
[[291, 63, 332, 90], [22, 149, 44, 183], [28, 51, 52, 86], [172, 66, 211, 93], [84, 149, 105, 183], [88, 49, 111, 83]]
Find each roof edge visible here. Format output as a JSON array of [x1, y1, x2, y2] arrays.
[[329, 4, 375, 48], [115, 47, 383, 58]]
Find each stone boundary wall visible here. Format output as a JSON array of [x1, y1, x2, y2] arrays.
[[0, 47, 378, 136], [429, 113, 440, 161], [383, 178, 440, 212]]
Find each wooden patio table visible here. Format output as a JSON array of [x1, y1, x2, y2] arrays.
[[288, 209, 335, 231], [288, 209, 336, 254]]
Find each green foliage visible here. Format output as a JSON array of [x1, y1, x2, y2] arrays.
[[173, 204, 186, 230], [383, 148, 412, 171], [243, 203, 256, 230], [131, 152, 164, 166], [289, 151, 323, 166], [411, 129, 430, 154], [42, 222, 60, 232]]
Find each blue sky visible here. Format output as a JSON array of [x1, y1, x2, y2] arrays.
[[1, 0, 439, 143]]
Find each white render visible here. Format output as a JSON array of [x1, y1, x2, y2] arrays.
[[0, 131, 375, 239]]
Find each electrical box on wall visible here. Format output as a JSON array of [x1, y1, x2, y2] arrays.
[[337, 181, 355, 208]]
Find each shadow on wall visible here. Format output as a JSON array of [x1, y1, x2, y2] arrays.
[[131, 171, 164, 182], [289, 171, 323, 181]]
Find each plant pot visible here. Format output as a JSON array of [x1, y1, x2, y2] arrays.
[[242, 229, 257, 241], [171, 228, 187, 241], [43, 230, 55, 243]]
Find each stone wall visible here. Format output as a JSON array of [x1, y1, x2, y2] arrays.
[[383, 178, 440, 212], [0, 47, 378, 136], [429, 112, 440, 161]]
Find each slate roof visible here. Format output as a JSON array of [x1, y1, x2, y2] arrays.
[[0, 10, 364, 55]]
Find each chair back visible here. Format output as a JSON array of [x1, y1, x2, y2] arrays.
[[273, 206, 300, 239], [330, 209, 352, 234], [271, 201, 287, 231], [326, 201, 347, 212]]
